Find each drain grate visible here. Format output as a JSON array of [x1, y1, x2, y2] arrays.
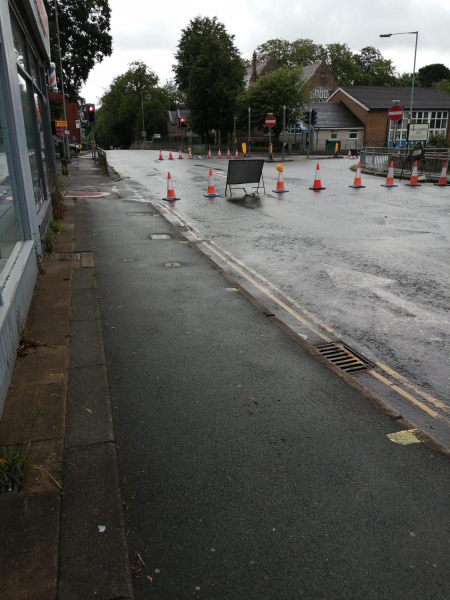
[[56, 252, 81, 261], [0, 467, 23, 495], [315, 342, 373, 373], [150, 234, 171, 240]]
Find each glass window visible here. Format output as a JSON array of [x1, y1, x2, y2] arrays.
[[11, 12, 28, 72], [35, 93, 49, 194], [17, 72, 43, 208], [0, 95, 23, 281], [324, 90, 329, 98], [28, 50, 40, 90], [315, 89, 319, 97], [330, 132, 337, 139], [349, 131, 358, 139]]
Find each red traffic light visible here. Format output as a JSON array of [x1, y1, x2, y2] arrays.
[[88, 105, 94, 112], [180, 118, 185, 123]]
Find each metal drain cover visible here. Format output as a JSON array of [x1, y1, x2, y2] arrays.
[[164, 262, 182, 267], [0, 466, 23, 495], [315, 342, 373, 373], [150, 234, 171, 240], [56, 252, 81, 261]]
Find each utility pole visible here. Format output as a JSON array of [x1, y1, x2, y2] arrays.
[[233, 114, 237, 150], [140, 90, 146, 143], [248, 107, 251, 156], [54, 0, 70, 163], [307, 109, 312, 159], [283, 105, 286, 160]]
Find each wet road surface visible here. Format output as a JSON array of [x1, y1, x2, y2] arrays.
[[107, 150, 450, 417]]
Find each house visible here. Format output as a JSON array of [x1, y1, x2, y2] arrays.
[[306, 102, 364, 152], [48, 92, 82, 143], [303, 60, 337, 102], [244, 52, 278, 87], [168, 108, 190, 137], [327, 86, 450, 147]]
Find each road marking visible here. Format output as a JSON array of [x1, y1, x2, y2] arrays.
[[369, 371, 439, 418], [387, 429, 423, 445]]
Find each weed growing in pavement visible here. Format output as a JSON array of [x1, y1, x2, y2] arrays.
[[49, 177, 66, 221], [17, 321, 42, 357], [42, 230, 55, 254], [0, 443, 30, 490], [50, 219, 66, 234]]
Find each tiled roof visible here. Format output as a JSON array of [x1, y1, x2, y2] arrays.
[[339, 86, 450, 109], [244, 60, 270, 86], [308, 102, 364, 129], [302, 62, 322, 79]]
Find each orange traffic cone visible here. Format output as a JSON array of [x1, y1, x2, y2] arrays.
[[158, 149, 164, 160], [405, 161, 421, 186], [204, 168, 220, 198], [347, 149, 352, 159], [217, 148, 222, 159], [272, 169, 288, 194], [168, 149, 174, 160], [178, 149, 183, 160], [349, 162, 365, 189], [226, 148, 231, 159], [434, 161, 450, 186], [234, 148, 239, 159], [162, 172, 180, 201], [309, 163, 326, 191], [188, 148, 193, 159], [381, 161, 398, 187], [207, 147, 212, 159]]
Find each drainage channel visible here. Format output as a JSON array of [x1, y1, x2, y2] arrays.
[[315, 342, 373, 374]]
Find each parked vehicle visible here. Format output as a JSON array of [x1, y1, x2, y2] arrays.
[[53, 136, 80, 158]]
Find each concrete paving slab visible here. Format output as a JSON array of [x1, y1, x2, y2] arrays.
[[81, 251, 94, 268], [59, 443, 133, 599], [65, 365, 114, 448], [72, 267, 98, 290], [68, 320, 105, 368], [70, 288, 100, 321], [13, 346, 67, 386]]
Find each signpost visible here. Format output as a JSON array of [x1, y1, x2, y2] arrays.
[[265, 114, 276, 160], [388, 104, 403, 148], [409, 123, 429, 141]]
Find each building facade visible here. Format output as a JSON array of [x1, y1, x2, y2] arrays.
[[0, 0, 55, 413], [328, 86, 450, 147], [303, 60, 337, 102]]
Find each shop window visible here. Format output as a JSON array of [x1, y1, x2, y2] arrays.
[[11, 13, 28, 71], [0, 96, 23, 283]]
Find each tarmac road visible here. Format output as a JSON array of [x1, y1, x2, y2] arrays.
[[107, 150, 450, 418]]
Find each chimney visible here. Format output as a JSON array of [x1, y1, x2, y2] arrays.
[[252, 50, 257, 82]]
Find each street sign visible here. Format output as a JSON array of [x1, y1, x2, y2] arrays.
[[409, 123, 429, 141], [388, 105, 404, 121], [154, 133, 161, 139], [75, 120, 80, 129], [142, 131, 146, 138], [55, 120, 68, 127], [265, 115, 276, 128]]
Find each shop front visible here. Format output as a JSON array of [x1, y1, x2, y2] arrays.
[[0, 0, 56, 413]]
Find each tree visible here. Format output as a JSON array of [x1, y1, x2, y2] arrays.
[[45, 0, 112, 100], [256, 38, 323, 68], [436, 79, 450, 94], [353, 47, 396, 85], [323, 43, 358, 85], [418, 64, 450, 87], [238, 66, 309, 136], [396, 72, 414, 87], [95, 62, 168, 148], [163, 80, 186, 110], [173, 16, 245, 140]]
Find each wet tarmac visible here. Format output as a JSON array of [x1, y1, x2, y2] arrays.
[[107, 150, 450, 410]]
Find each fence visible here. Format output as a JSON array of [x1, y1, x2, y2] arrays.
[[360, 147, 450, 178], [96, 146, 108, 175]]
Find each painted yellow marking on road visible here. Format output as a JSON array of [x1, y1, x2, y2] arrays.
[[203, 241, 331, 342], [370, 371, 439, 418], [387, 429, 423, 445]]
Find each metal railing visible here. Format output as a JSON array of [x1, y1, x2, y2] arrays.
[[96, 146, 108, 175], [360, 147, 450, 177]]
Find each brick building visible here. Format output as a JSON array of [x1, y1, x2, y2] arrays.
[[328, 86, 450, 147], [303, 60, 337, 102], [48, 92, 82, 143]]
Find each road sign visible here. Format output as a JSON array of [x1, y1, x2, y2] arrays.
[[75, 120, 80, 129], [142, 131, 146, 138], [55, 120, 68, 127], [388, 105, 404, 121], [409, 123, 429, 141], [154, 133, 161, 139], [265, 115, 276, 128]]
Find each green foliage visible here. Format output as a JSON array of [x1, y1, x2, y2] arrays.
[[353, 47, 396, 85], [418, 64, 450, 87], [95, 61, 169, 148], [429, 132, 448, 148], [49, 177, 66, 221], [163, 80, 186, 110], [43, 230, 55, 254], [45, 0, 112, 100], [174, 16, 245, 139], [396, 72, 414, 87], [436, 79, 450, 94], [256, 38, 324, 68], [238, 66, 308, 135], [0, 444, 30, 489], [50, 219, 66, 234], [323, 43, 358, 85]]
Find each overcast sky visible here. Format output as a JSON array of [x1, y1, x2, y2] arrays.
[[81, 0, 450, 103]]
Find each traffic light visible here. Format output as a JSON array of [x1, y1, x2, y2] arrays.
[[285, 106, 292, 124], [311, 109, 318, 127], [304, 111, 310, 124], [179, 117, 187, 128], [87, 104, 96, 123]]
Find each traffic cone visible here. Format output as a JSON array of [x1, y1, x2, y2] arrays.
[[158, 149, 164, 160], [217, 148, 222, 159], [309, 163, 326, 191], [272, 170, 288, 194], [347, 149, 352, 159], [207, 147, 212, 159], [168, 149, 174, 160], [405, 161, 421, 186], [204, 168, 220, 198], [178, 149, 183, 160], [234, 148, 239, 159], [434, 161, 450, 186], [188, 148, 193, 159], [349, 162, 365, 189], [380, 161, 398, 187], [162, 172, 180, 201], [226, 148, 231, 159]]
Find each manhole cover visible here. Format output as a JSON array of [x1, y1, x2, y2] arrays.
[[164, 262, 182, 267], [150, 234, 171, 240], [315, 342, 373, 373], [56, 252, 81, 261]]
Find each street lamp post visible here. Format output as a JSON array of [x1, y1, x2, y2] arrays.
[[380, 31, 418, 150]]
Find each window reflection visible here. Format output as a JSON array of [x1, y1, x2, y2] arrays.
[[11, 13, 28, 72]]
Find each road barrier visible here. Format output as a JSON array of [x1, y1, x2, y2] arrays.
[[225, 159, 265, 196], [96, 147, 108, 175], [361, 147, 450, 180]]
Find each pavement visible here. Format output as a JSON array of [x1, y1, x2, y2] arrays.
[[1, 153, 449, 599]]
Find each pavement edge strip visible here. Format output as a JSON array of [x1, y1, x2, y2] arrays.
[[151, 202, 450, 460]]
